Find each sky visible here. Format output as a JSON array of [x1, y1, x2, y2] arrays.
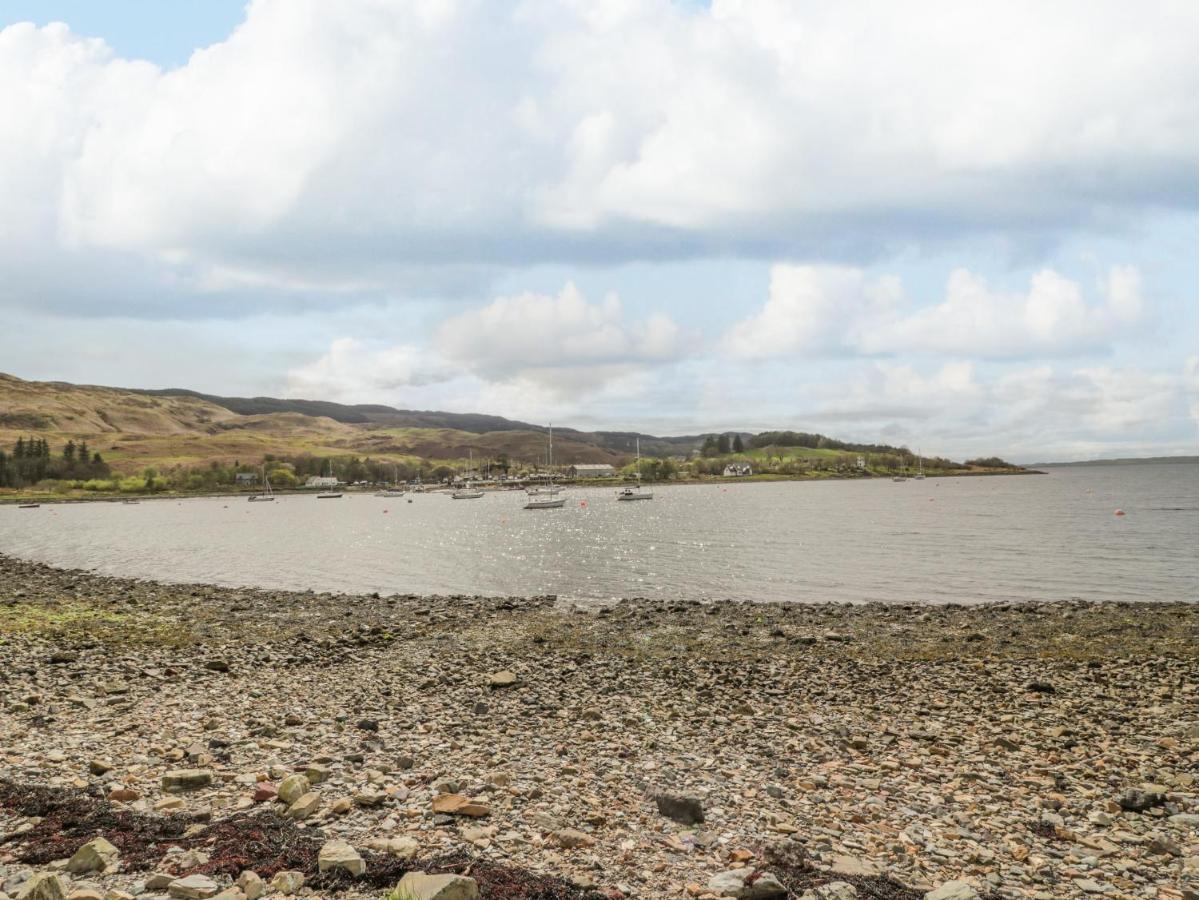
[[2, 1, 1198, 462]]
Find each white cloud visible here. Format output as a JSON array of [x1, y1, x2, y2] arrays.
[[726, 265, 903, 358], [727, 263, 1147, 360], [286, 282, 684, 408], [284, 338, 454, 404], [4, 1, 1199, 296], [436, 282, 685, 379]]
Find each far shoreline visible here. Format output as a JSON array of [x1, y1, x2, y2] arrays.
[[0, 466, 1043, 506]]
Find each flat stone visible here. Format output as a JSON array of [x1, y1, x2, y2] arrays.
[[925, 882, 981, 900], [167, 875, 220, 900], [487, 670, 519, 688], [394, 872, 480, 900], [66, 837, 119, 874], [317, 840, 365, 877], [431, 793, 490, 817], [830, 855, 882, 878], [16, 874, 67, 900], [655, 793, 705, 824], [161, 770, 212, 792], [276, 774, 309, 804], [269, 872, 304, 896], [235, 872, 263, 900], [285, 791, 321, 819], [707, 869, 787, 898], [814, 884, 859, 900], [553, 828, 594, 848]]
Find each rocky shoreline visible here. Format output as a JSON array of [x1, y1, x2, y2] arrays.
[[0, 554, 1195, 900]]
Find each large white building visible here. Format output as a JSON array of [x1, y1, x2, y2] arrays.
[[305, 475, 340, 488], [569, 464, 616, 478]]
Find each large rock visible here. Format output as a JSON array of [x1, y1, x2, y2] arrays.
[[66, 836, 119, 874], [394, 872, 479, 900], [161, 770, 212, 792], [16, 874, 67, 900], [167, 875, 220, 899], [1118, 789, 1165, 812], [317, 840, 365, 877], [655, 793, 704, 824], [269, 872, 304, 896], [277, 774, 309, 805], [830, 855, 881, 878], [925, 882, 980, 900], [431, 793, 490, 817], [487, 670, 519, 688], [707, 869, 787, 899], [285, 791, 321, 820], [236, 871, 264, 900], [813, 884, 858, 900]]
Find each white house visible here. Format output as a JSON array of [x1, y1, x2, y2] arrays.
[[305, 475, 340, 488], [722, 463, 752, 477], [569, 463, 616, 478]]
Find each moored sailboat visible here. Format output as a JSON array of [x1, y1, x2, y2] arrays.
[[452, 450, 484, 499], [616, 437, 652, 501], [248, 464, 275, 501]]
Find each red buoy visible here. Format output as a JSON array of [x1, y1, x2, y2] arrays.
[[1114, 509, 1126, 516]]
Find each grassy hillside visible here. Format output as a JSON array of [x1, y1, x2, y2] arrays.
[[0, 373, 624, 474]]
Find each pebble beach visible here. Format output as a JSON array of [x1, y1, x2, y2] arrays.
[[0, 554, 1196, 900]]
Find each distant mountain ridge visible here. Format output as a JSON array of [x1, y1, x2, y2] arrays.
[[133, 386, 711, 455], [0, 373, 717, 471]]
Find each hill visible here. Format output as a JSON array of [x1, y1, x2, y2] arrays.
[[0, 373, 1010, 490], [0, 373, 677, 474]]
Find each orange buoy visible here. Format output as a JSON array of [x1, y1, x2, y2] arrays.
[[1114, 509, 1126, 516], [580, 500, 587, 507]]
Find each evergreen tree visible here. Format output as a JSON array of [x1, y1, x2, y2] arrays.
[[717, 433, 731, 454], [14, 437, 25, 459], [732, 434, 744, 453], [63, 440, 76, 462]]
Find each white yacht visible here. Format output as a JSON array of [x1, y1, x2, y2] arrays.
[[376, 465, 405, 497], [616, 437, 652, 501], [249, 465, 275, 501], [525, 425, 566, 509], [452, 450, 484, 499]]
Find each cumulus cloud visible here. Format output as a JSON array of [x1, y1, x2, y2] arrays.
[[284, 338, 454, 404], [793, 361, 1195, 460], [436, 282, 684, 378], [727, 264, 1146, 360], [286, 282, 684, 406], [4, 1, 1199, 297]]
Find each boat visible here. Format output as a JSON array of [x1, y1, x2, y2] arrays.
[[452, 450, 484, 499], [913, 451, 926, 480], [524, 424, 566, 509], [122, 499, 141, 504], [525, 485, 562, 496], [524, 495, 566, 509], [249, 465, 275, 501], [616, 437, 653, 501], [317, 491, 343, 499], [17, 503, 39, 509], [376, 465, 405, 497]]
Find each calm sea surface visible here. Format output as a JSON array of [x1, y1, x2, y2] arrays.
[[1, 464, 1197, 604]]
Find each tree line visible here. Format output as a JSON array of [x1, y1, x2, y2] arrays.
[[0, 438, 110, 488]]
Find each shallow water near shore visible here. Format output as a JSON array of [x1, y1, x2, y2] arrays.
[[1, 462, 1197, 604]]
